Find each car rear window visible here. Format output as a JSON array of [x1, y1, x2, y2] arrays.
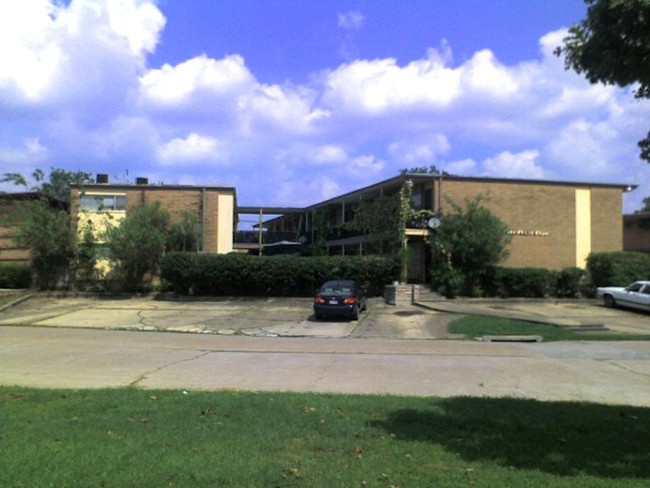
[[320, 285, 353, 295]]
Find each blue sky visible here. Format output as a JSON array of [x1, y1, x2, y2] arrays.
[[1, 0, 649, 215]]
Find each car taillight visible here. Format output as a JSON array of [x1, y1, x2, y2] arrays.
[[343, 297, 357, 304], [315, 297, 325, 304]]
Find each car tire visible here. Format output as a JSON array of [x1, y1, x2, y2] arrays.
[[314, 312, 322, 320], [603, 294, 616, 308], [352, 305, 360, 321]]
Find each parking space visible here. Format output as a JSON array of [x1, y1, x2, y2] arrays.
[[1, 293, 650, 338], [0, 294, 462, 339]]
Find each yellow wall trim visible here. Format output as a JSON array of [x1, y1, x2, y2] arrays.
[[575, 189, 591, 268]]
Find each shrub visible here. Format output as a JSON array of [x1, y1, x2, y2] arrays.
[[161, 253, 400, 297], [554, 267, 586, 298], [429, 197, 511, 297], [586, 251, 650, 288], [489, 267, 557, 298], [105, 201, 170, 291], [0, 263, 32, 288]]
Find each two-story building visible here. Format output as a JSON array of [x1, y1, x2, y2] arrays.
[[71, 175, 237, 256], [253, 174, 636, 283]]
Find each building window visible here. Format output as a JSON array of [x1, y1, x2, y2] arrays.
[[80, 194, 127, 211]]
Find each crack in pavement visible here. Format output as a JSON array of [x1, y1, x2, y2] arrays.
[[606, 360, 650, 379], [129, 350, 211, 387]]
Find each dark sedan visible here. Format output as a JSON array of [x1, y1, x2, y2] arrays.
[[313, 280, 367, 320]]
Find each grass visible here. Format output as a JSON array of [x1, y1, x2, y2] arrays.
[[449, 315, 650, 341], [1, 387, 650, 487]]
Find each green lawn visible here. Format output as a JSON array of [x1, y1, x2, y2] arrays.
[[1, 387, 649, 487], [449, 315, 650, 341]]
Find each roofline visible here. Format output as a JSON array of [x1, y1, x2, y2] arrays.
[[0, 191, 41, 201], [298, 174, 638, 211], [238, 206, 306, 215], [624, 212, 650, 220], [71, 183, 236, 192]]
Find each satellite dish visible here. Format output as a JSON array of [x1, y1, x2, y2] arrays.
[[428, 217, 441, 229]]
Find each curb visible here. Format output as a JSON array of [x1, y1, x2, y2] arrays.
[[0, 294, 32, 313]]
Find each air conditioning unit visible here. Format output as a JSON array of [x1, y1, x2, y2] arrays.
[[96, 174, 109, 184]]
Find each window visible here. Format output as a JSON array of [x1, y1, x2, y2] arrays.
[[80, 194, 126, 211]]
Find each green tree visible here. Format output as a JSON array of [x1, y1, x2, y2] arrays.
[[400, 165, 450, 175], [637, 196, 650, 213], [105, 201, 170, 291], [555, 0, 650, 162], [15, 200, 76, 289], [2, 168, 94, 289], [166, 210, 203, 252], [430, 197, 511, 297]]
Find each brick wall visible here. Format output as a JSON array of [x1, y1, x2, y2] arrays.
[[624, 213, 650, 252], [0, 200, 31, 263], [71, 185, 235, 254], [439, 179, 623, 270]]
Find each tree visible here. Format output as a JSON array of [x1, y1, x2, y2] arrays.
[[1, 168, 93, 203], [105, 201, 170, 291], [166, 210, 203, 252], [637, 196, 650, 213], [430, 197, 511, 297], [2, 168, 94, 289], [555, 0, 650, 162], [400, 165, 450, 175], [14, 199, 76, 289]]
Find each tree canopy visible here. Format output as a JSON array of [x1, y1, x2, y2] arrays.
[[430, 197, 511, 297], [555, 0, 650, 161]]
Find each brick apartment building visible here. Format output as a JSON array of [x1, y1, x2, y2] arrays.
[[71, 175, 237, 255], [258, 174, 636, 283], [0, 192, 41, 264], [623, 212, 650, 254]]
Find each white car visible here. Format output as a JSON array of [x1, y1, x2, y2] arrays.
[[596, 281, 650, 311]]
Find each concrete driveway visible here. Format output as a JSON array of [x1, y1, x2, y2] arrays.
[[0, 294, 461, 339], [2, 293, 650, 337]]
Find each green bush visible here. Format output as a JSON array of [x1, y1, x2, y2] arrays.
[[554, 267, 586, 298], [488, 267, 557, 298], [0, 263, 32, 289], [161, 253, 400, 297], [586, 252, 650, 288]]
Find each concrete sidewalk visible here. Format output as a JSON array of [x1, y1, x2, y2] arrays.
[[1, 326, 650, 406], [2, 293, 650, 405]]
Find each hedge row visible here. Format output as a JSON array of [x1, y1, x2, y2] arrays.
[[483, 267, 586, 298], [586, 251, 650, 288], [160, 252, 400, 297], [0, 263, 32, 289]]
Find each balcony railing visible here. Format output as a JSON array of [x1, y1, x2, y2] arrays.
[[234, 231, 300, 245]]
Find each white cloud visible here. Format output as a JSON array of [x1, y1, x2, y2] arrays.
[[481, 150, 545, 179], [0, 138, 48, 165], [338, 10, 365, 30], [140, 55, 254, 106], [322, 49, 462, 113], [388, 135, 451, 164], [158, 133, 224, 165], [0, 0, 164, 103], [445, 158, 477, 174], [1, 5, 649, 214]]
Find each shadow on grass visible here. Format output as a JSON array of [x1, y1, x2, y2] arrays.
[[372, 397, 650, 479]]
